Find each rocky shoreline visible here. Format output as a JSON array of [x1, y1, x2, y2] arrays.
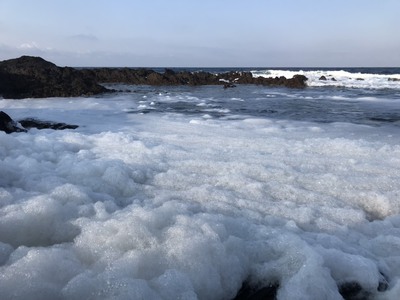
[[0, 56, 308, 99]]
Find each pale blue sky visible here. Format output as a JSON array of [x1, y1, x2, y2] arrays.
[[0, 0, 399, 67]]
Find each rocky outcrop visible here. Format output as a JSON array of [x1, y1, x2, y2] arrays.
[[0, 111, 27, 133], [0, 111, 78, 133], [0, 56, 308, 99], [0, 56, 108, 99], [19, 118, 79, 130], [83, 68, 308, 88]]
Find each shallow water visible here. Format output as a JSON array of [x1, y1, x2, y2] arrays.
[[114, 84, 400, 126]]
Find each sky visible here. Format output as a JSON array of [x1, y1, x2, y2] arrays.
[[0, 0, 399, 67]]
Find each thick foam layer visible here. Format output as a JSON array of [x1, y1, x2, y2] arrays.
[[1, 92, 400, 299]]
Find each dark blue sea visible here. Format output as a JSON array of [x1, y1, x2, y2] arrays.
[[105, 67, 400, 126]]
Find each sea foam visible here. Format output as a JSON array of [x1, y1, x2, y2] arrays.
[[252, 69, 400, 90], [1, 93, 400, 299]]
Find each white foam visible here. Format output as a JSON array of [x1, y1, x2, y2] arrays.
[[0, 95, 400, 299], [252, 69, 400, 90]]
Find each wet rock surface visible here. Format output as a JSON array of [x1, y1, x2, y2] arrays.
[[0, 111, 78, 133], [0, 111, 27, 133], [18, 118, 79, 130]]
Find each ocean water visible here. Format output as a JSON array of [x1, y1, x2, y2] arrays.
[[1, 68, 400, 299]]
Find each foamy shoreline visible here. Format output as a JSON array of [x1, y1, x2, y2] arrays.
[[1, 82, 400, 299]]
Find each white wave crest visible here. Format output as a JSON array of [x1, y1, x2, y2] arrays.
[[252, 69, 400, 89]]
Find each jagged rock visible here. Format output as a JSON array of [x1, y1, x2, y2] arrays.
[[388, 78, 400, 82], [0, 56, 108, 99], [0, 111, 78, 133], [356, 78, 365, 81], [0, 111, 27, 133], [319, 75, 327, 81], [18, 118, 79, 130], [286, 75, 308, 88], [85, 67, 308, 88], [331, 77, 337, 81]]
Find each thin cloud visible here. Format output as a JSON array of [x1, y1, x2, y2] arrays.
[[17, 41, 53, 51], [0, 42, 57, 63], [18, 41, 39, 50], [68, 34, 99, 42]]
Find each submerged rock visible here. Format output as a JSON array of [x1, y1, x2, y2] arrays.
[[223, 83, 237, 89]]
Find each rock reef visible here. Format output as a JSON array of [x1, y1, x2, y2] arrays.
[[0, 56, 308, 99], [81, 67, 308, 89]]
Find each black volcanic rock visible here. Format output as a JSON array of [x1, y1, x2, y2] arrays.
[[285, 75, 308, 88], [18, 118, 79, 130], [83, 68, 308, 88], [0, 111, 27, 133], [0, 56, 108, 99], [0, 111, 79, 133]]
